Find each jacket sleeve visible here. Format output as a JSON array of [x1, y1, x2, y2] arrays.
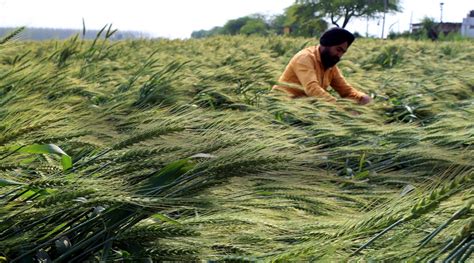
[[330, 67, 366, 102], [293, 55, 336, 102]]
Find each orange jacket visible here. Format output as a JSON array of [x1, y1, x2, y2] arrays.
[[273, 45, 366, 102]]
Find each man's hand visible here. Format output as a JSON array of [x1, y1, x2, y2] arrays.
[[358, 95, 372, 105]]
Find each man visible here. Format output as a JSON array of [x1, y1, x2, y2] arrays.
[[273, 27, 372, 105]]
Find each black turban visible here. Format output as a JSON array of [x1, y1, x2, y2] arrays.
[[320, 27, 355, 47]]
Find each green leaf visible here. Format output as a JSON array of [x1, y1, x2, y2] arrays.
[[358, 152, 366, 172], [354, 170, 370, 180], [152, 213, 181, 225], [41, 222, 68, 240], [13, 144, 72, 171], [145, 159, 195, 188], [0, 178, 24, 187]]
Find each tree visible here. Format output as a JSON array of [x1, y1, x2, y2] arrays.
[[240, 18, 268, 35], [222, 17, 253, 35], [268, 14, 287, 35], [297, 0, 401, 29], [284, 3, 328, 37], [418, 17, 438, 40], [191, 15, 270, 38], [191, 26, 223, 38]]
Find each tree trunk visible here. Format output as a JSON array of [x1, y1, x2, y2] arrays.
[[341, 9, 352, 28], [342, 15, 352, 28], [330, 14, 340, 28]]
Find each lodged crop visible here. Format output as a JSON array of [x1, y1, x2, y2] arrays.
[[0, 29, 473, 262]]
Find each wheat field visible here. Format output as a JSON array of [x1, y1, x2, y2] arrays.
[[0, 29, 473, 262]]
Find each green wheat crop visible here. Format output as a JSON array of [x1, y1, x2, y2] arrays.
[[0, 32, 473, 262]]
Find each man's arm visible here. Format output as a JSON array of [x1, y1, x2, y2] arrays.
[[294, 56, 336, 102], [330, 67, 370, 104]]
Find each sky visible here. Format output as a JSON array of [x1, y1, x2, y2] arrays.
[[0, 0, 473, 39]]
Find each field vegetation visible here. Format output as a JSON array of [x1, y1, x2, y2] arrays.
[[0, 29, 473, 261]]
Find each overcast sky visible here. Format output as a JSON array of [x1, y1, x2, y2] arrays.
[[0, 0, 472, 38]]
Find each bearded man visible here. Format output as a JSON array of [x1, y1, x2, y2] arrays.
[[272, 27, 372, 105]]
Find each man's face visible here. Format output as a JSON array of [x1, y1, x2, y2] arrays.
[[320, 42, 349, 69]]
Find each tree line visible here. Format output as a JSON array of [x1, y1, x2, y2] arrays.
[[191, 0, 401, 38]]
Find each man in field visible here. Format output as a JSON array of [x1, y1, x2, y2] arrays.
[[273, 27, 372, 105]]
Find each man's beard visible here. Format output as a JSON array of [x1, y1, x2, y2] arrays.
[[320, 48, 340, 69]]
